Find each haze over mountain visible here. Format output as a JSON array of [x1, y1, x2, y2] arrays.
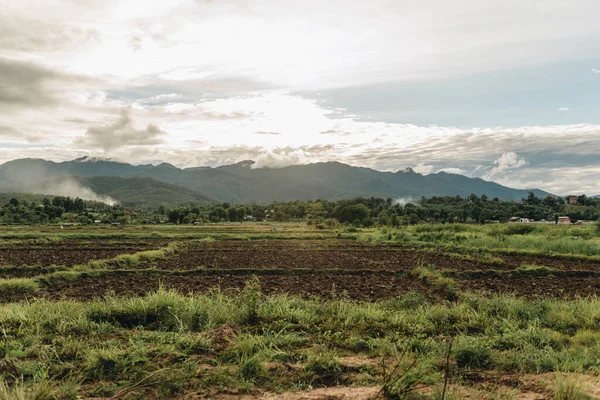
[[0, 157, 552, 206]]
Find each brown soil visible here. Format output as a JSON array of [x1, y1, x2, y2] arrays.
[[0, 247, 149, 267], [0, 239, 171, 268], [38, 271, 436, 302], [459, 274, 600, 298], [209, 386, 380, 400], [151, 240, 600, 273], [4, 239, 600, 301]]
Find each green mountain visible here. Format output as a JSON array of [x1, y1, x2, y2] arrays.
[[71, 176, 214, 208], [0, 157, 554, 205]]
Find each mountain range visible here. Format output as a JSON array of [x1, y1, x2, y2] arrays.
[[0, 157, 553, 207]]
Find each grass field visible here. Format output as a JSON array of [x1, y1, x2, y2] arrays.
[[0, 222, 599, 399]]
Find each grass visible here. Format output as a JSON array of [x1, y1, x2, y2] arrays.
[[553, 374, 591, 400], [410, 264, 459, 301], [0, 277, 40, 297], [1, 284, 600, 397], [517, 264, 556, 276], [369, 223, 600, 260]]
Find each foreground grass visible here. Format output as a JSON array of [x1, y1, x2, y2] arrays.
[[1, 282, 600, 398]]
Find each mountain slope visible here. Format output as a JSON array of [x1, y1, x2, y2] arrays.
[[73, 177, 214, 208], [0, 157, 554, 204]]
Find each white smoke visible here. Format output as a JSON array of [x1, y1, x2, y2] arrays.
[[0, 161, 118, 206], [43, 178, 118, 206], [393, 197, 415, 206]]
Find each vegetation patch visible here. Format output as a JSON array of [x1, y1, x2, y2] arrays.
[[0, 277, 40, 297]]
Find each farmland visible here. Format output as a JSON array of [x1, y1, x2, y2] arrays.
[[1, 222, 600, 399]]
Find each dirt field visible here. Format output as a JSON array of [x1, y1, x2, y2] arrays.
[[3, 238, 600, 301]]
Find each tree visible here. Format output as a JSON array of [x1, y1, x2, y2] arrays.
[[334, 204, 370, 224]]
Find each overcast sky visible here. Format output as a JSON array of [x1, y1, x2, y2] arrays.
[[1, 0, 600, 195]]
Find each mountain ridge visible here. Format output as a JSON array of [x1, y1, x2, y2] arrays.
[[0, 157, 555, 204]]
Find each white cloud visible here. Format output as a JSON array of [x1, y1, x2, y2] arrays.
[[413, 164, 435, 175], [592, 69, 600, 74], [483, 152, 528, 179], [3, 0, 600, 90], [439, 167, 467, 175], [558, 107, 570, 111]]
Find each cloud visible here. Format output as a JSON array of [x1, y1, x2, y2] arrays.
[[129, 36, 143, 52], [558, 107, 570, 111], [484, 152, 528, 179], [319, 130, 351, 136], [592, 69, 600, 74], [75, 109, 166, 152], [439, 167, 467, 175], [251, 149, 310, 169], [0, 57, 62, 106], [413, 164, 435, 175]]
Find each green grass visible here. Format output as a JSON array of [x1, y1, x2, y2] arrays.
[[553, 374, 591, 400], [517, 264, 556, 276], [368, 223, 600, 260], [1, 286, 600, 397], [0, 277, 40, 297]]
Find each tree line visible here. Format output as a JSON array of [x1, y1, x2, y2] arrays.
[[1, 193, 598, 225], [161, 193, 599, 226]]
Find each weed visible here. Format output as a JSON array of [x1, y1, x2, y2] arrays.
[[454, 338, 493, 370], [304, 345, 342, 386], [553, 374, 591, 400]]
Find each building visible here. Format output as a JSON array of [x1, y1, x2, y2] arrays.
[[558, 216, 571, 224]]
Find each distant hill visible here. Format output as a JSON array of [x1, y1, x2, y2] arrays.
[[71, 176, 215, 208], [0, 157, 554, 204], [0, 173, 214, 208]]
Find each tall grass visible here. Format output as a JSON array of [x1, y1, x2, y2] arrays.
[[2, 285, 600, 396], [372, 223, 600, 258]]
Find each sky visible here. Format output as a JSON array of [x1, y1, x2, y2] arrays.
[[1, 0, 600, 195]]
